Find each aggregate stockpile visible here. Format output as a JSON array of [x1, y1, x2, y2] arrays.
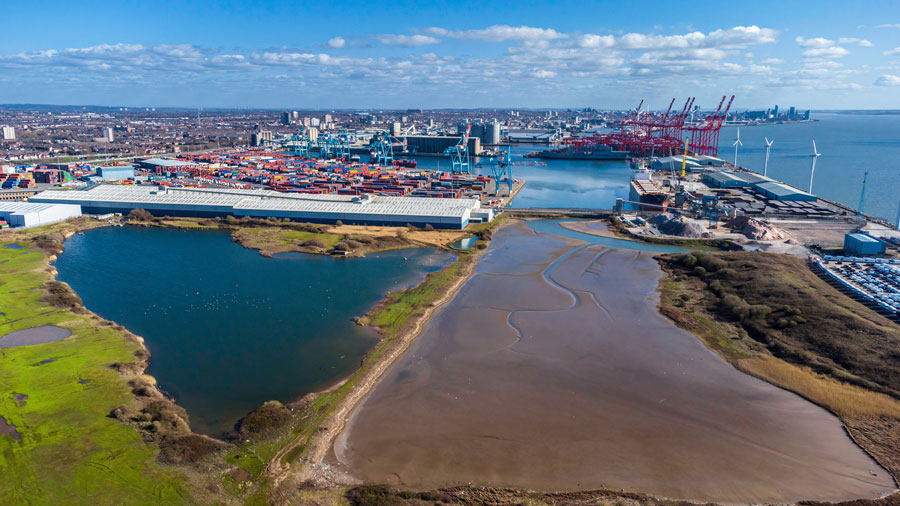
[[650, 213, 709, 238], [725, 215, 785, 241]]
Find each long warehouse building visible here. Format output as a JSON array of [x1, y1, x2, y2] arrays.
[[30, 185, 492, 229]]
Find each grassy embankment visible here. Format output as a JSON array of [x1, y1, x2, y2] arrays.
[[0, 220, 193, 505], [131, 213, 446, 257], [657, 251, 900, 483]]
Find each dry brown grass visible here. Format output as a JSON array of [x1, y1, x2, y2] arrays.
[[739, 355, 900, 419], [328, 224, 467, 248]]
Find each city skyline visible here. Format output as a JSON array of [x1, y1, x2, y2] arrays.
[[1, 0, 899, 109]]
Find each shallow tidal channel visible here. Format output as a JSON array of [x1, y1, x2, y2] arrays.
[[55, 226, 453, 435]]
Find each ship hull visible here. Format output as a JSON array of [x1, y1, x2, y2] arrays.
[[527, 150, 629, 160]]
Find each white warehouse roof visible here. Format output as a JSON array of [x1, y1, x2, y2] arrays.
[[30, 185, 484, 228], [0, 201, 82, 228]]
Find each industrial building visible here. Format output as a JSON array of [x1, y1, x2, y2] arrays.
[[844, 233, 887, 256], [704, 171, 749, 187], [135, 158, 198, 176], [0, 202, 82, 228], [755, 181, 817, 201], [652, 156, 702, 173], [30, 185, 492, 229], [97, 165, 135, 180], [404, 135, 482, 156]]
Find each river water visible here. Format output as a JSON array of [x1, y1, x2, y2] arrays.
[[55, 226, 453, 435]]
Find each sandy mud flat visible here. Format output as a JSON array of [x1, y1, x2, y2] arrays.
[[333, 221, 895, 504]]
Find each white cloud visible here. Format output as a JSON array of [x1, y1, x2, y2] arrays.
[[534, 69, 556, 78], [761, 57, 783, 64], [803, 46, 850, 58], [885, 46, 900, 56], [327, 37, 345, 48], [374, 34, 440, 47], [838, 37, 872, 46], [577, 34, 614, 48], [426, 25, 566, 42], [875, 24, 900, 29], [615, 25, 776, 50], [875, 74, 900, 86], [796, 36, 835, 48]]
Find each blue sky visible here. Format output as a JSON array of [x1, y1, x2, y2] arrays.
[[1, 0, 899, 109]]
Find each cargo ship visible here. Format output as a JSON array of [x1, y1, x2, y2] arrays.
[[629, 169, 668, 210], [524, 144, 629, 160], [393, 159, 417, 168]]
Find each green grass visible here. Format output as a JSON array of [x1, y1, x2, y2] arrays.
[[232, 227, 343, 253], [369, 260, 464, 335], [0, 237, 192, 505]]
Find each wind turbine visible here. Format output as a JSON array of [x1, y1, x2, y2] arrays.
[[763, 137, 774, 177], [858, 171, 868, 216], [733, 128, 743, 167], [808, 140, 821, 194]]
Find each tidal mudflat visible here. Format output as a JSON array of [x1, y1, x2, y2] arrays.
[[334, 220, 895, 504]]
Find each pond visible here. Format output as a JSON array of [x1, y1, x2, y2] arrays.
[[55, 226, 453, 435]]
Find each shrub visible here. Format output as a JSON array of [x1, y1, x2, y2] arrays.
[[237, 400, 292, 436], [721, 294, 751, 321], [708, 279, 724, 294], [692, 266, 707, 276], [748, 304, 772, 320], [423, 224, 435, 231], [679, 254, 698, 268], [128, 208, 153, 221], [717, 268, 737, 279], [335, 220, 343, 227], [334, 241, 350, 251], [301, 238, 325, 248], [346, 240, 363, 249], [695, 253, 726, 272]]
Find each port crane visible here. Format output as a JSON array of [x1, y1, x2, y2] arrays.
[[444, 125, 471, 174], [487, 147, 513, 195], [372, 133, 394, 166]]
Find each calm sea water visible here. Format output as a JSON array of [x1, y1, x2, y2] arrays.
[[404, 112, 899, 224], [721, 113, 900, 224], [55, 226, 453, 435]]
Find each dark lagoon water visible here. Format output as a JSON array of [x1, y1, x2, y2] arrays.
[[55, 226, 453, 435]]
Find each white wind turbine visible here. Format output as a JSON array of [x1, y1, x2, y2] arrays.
[[763, 137, 774, 177], [808, 140, 821, 193], [733, 128, 743, 167]]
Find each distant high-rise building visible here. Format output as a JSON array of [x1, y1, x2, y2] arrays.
[[281, 111, 292, 125], [1, 126, 15, 140], [309, 117, 321, 127], [292, 111, 299, 120], [390, 122, 402, 136], [324, 114, 332, 124], [302, 117, 311, 127], [307, 127, 319, 142], [104, 127, 114, 142]]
